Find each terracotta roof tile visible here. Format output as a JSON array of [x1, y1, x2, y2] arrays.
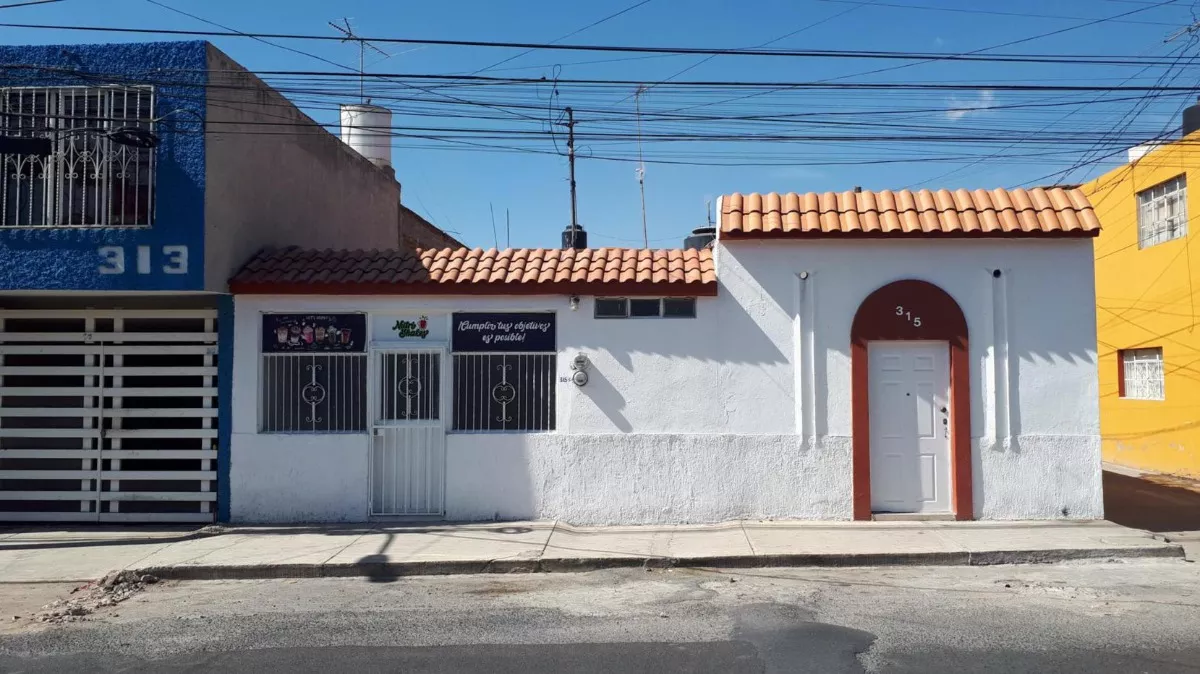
[[721, 186, 1100, 239], [230, 246, 717, 296]]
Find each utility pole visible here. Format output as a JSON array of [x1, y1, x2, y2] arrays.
[[635, 85, 649, 249], [564, 106, 579, 244]]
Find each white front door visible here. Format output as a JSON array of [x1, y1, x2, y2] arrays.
[[370, 349, 446, 517], [868, 341, 951, 514]]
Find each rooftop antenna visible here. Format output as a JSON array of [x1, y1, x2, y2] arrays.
[[635, 85, 649, 249], [489, 202, 499, 248], [330, 18, 390, 103], [705, 198, 713, 228], [506, 208, 511, 248]]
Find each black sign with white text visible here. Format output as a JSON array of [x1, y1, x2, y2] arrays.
[[262, 313, 367, 353], [452, 312, 556, 352]]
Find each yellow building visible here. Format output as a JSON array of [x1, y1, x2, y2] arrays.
[[1084, 125, 1200, 480]]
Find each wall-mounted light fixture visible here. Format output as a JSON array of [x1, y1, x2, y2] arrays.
[[799, 271, 810, 280], [569, 295, 580, 311]]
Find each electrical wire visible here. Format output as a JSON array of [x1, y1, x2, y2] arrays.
[[0, 21, 1193, 65]]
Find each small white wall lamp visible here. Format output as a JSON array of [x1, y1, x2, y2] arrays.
[[569, 295, 580, 311]]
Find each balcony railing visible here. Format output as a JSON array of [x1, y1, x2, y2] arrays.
[[1, 86, 156, 228]]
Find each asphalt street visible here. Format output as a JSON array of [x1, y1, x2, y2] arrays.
[[1, 560, 1199, 673]]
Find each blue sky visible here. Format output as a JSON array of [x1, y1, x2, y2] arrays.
[[1, 0, 1196, 247]]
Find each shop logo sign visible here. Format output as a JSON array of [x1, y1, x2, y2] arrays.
[[392, 315, 430, 339]]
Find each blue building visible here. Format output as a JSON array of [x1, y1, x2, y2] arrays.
[[0, 40, 457, 522]]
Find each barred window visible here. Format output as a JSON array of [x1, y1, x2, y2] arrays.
[[261, 354, 367, 432], [452, 354, 555, 432], [1, 86, 156, 228], [1120, 348, 1164, 400], [1137, 175, 1187, 249]]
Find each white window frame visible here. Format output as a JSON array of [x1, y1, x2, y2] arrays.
[[1137, 175, 1187, 249], [1120, 347, 1164, 401], [1, 85, 156, 228]]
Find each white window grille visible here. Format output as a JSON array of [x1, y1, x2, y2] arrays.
[[260, 354, 367, 432], [1, 86, 155, 228], [1121, 347, 1164, 400], [1137, 175, 1187, 249], [452, 353, 555, 432]]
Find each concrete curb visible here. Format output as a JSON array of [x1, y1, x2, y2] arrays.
[[130, 543, 1186, 581]]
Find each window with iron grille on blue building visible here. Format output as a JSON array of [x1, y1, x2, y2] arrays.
[[1, 85, 156, 228]]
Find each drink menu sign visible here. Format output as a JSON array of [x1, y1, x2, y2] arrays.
[[262, 313, 367, 353], [451, 312, 555, 352]]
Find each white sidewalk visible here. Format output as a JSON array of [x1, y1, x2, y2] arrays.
[[0, 519, 1183, 583]]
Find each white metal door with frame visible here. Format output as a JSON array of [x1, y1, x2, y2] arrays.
[[369, 347, 446, 517], [868, 341, 951, 514]]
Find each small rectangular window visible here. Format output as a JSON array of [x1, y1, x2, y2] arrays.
[[629, 298, 662, 317], [1137, 175, 1187, 249], [595, 297, 698, 319], [595, 298, 629, 318], [662, 298, 697, 318], [1119, 347, 1164, 400]]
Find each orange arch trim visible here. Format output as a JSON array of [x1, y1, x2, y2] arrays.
[[850, 279, 973, 521]]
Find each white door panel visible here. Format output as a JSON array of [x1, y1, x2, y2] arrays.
[[869, 341, 951, 514]]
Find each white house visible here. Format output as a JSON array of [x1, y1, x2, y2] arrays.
[[226, 186, 1103, 524]]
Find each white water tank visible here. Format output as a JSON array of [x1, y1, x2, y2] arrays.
[[1128, 142, 1166, 164], [339, 103, 393, 169]]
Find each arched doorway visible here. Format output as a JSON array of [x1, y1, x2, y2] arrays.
[[850, 279, 972, 520]]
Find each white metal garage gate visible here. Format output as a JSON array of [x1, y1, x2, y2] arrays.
[[0, 309, 219, 523]]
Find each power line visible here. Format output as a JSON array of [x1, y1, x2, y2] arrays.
[[662, 0, 1185, 115], [0, 21, 1191, 65], [16, 65, 1200, 92], [467, 0, 655, 75], [814, 0, 1182, 27], [0, 0, 62, 9]]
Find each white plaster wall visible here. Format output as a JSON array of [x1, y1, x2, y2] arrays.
[[444, 434, 852, 523], [229, 237, 1102, 523], [229, 434, 367, 523]]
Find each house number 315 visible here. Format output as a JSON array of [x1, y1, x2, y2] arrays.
[[97, 245, 188, 275], [895, 305, 922, 327]]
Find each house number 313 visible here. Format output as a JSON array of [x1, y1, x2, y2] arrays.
[[97, 245, 188, 275], [895, 305, 922, 327]]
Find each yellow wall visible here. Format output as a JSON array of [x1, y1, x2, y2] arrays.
[[1084, 132, 1200, 479]]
